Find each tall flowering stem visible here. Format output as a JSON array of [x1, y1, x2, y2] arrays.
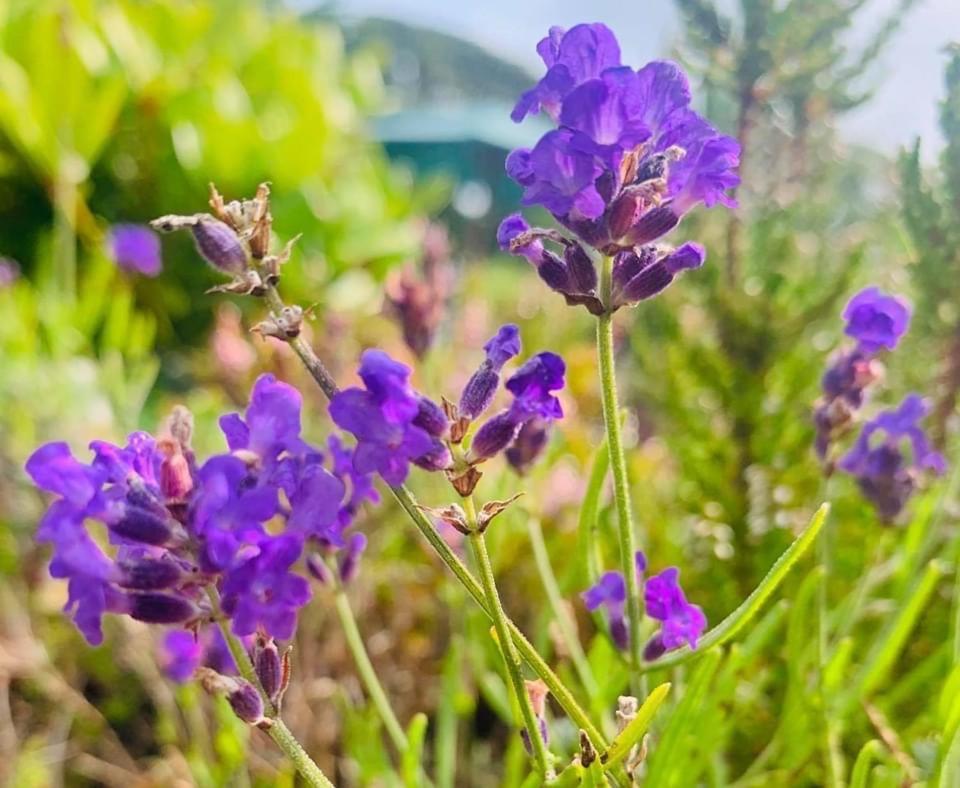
[[597, 254, 645, 676], [206, 588, 335, 788], [326, 557, 409, 755], [254, 274, 609, 752], [463, 496, 553, 779]]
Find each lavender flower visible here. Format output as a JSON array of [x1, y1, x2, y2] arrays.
[[814, 287, 912, 459], [839, 395, 947, 522], [505, 418, 552, 475], [25, 374, 374, 646], [459, 324, 522, 420], [643, 567, 707, 660], [501, 24, 738, 312], [581, 571, 629, 651], [469, 352, 566, 462], [161, 628, 241, 683], [330, 350, 452, 485], [0, 257, 20, 288], [107, 224, 163, 277]]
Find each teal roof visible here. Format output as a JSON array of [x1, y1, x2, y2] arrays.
[[370, 102, 551, 151]]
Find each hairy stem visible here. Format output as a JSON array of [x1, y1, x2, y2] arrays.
[[597, 257, 645, 679], [465, 497, 552, 779], [206, 588, 335, 788], [257, 281, 609, 752], [328, 564, 409, 754]]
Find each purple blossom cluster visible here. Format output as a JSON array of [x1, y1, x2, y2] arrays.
[[330, 325, 566, 489], [815, 287, 911, 459], [25, 374, 375, 653], [581, 551, 706, 660], [498, 23, 739, 312], [839, 395, 946, 522], [815, 287, 945, 521], [107, 224, 163, 277]]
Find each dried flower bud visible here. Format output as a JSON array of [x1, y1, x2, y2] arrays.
[[255, 637, 283, 704], [127, 593, 198, 625], [158, 437, 194, 502], [579, 729, 597, 768]]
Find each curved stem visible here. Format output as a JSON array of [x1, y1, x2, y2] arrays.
[[206, 588, 335, 788], [328, 565, 409, 754], [465, 497, 552, 780], [597, 256, 644, 678], [256, 281, 608, 753]]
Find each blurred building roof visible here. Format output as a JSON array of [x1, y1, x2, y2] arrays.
[[370, 102, 548, 151]]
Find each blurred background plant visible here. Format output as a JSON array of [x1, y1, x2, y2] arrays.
[[0, 0, 958, 785]]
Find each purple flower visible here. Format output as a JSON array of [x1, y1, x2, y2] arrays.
[[814, 287, 911, 460], [107, 224, 163, 277], [643, 567, 706, 659], [582, 571, 629, 651], [610, 242, 706, 308], [504, 24, 738, 289], [459, 324, 522, 420], [469, 352, 566, 462], [839, 395, 946, 521], [220, 533, 311, 640], [161, 630, 204, 683], [330, 350, 450, 484], [505, 418, 551, 475], [512, 24, 622, 122], [0, 257, 20, 287], [843, 287, 911, 354]]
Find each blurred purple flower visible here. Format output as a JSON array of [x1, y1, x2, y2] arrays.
[[330, 350, 451, 484], [643, 566, 707, 659], [107, 224, 162, 277], [839, 394, 946, 521], [0, 257, 20, 287], [843, 286, 911, 354]]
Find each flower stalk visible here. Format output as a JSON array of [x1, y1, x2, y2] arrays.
[[463, 495, 553, 780], [597, 254, 645, 677], [206, 588, 335, 788], [326, 558, 409, 754]]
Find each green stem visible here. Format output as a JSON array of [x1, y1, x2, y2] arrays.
[[328, 565, 409, 754], [206, 588, 335, 788], [596, 256, 644, 678], [257, 281, 608, 753], [526, 513, 599, 698], [465, 497, 552, 780]]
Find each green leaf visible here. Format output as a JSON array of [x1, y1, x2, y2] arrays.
[[575, 437, 608, 590], [644, 650, 723, 786], [842, 559, 947, 713], [642, 504, 829, 672], [402, 712, 428, 788], [601, 682, 671, 771], [850, 740, 886, 788]]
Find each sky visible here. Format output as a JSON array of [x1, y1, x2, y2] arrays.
[[329, 0, 960, 158]]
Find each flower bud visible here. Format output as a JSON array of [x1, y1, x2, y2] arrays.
[[117, 556, 183, 590], [338, 532, 367, 584], [413, 396, 449, 437], [127, 592, 198, 624], [158, 438, 193, 502], [191, 218, 247, 274], [621, 204, 680, 246], [505, 418, 550, 475], [111, 505, 174, 545], [468, 411, 521, 463], [459, 367, 500, 421], [563, 243, 597, 294], [305, 552, 331, 584], [255, 637, 283, 704], [413, 440, 454, 472]]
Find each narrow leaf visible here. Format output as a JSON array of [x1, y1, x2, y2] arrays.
[[601, 682, 671, 771], [850, 740, 886, 788], [643, 504, 829, 672], [402, 713, 428, 788]]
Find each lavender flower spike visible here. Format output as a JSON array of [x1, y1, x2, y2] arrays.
[[839, 394, 946, 522], [459, 324, 522, 420]]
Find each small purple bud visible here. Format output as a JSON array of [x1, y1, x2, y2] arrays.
[[110, 505, 174, 546], [469, 411, 521, 463], [564, 243, 597, 294], [413, 396, 449, 437], [338, 532, 367, 584], [622, 204, 680, 246], [117, 557, 183, 590], [192, 218, 247, 274], [255, 638, 283, 703], [459, 368, 500, 420], [643, 634, 667, 662], [505, 418, 550, 475], [228, 680, 266, 724], [413, 439, 454, 472], [128, 593, 198, 624], [536, 254, 572, 292], [306, 553, 331, 584], [610, 617, 630, 652]]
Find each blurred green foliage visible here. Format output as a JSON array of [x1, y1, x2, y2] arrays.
[[0, 0, 959, 786]]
